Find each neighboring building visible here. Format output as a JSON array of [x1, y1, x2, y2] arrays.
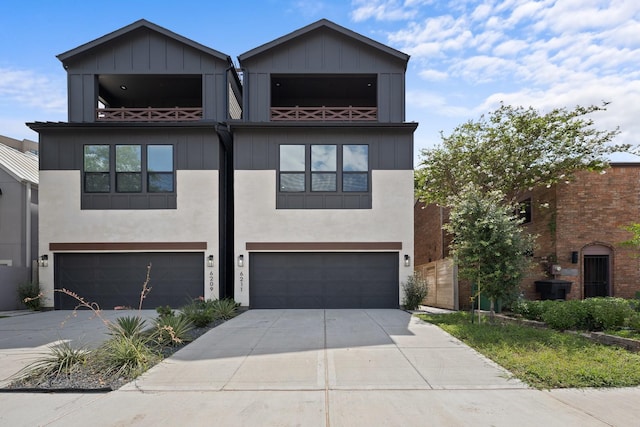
[[29, 19, 416, 309], [232, 19, 416, 308], [29, 20, 240, 309], [0, 135, 39, 155], [414, 164, 640, 309], [0, 141, 39, 310]]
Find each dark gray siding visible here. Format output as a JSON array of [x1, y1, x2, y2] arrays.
[[234, 127, 413, 171], [63, 28, 229, 123], [241, 28, 406, 123], [39, 126, 221, 210]]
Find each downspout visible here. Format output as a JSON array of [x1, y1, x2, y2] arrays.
[[24, 181, 31, 270]]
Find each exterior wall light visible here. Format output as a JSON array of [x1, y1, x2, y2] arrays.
[[403, 254, 411, 267], [207, 255, 214, 268], [40, 254, 48, 267], [237, 254, 244, 267]]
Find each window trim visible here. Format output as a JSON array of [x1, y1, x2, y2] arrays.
[[83, 143, 175, 195], [277, 143, 371, 204]]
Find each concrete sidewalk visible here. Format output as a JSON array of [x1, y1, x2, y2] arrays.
[[1, 309, 639, 426]]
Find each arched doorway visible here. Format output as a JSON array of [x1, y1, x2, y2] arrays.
[[583, 245, 612, 298]]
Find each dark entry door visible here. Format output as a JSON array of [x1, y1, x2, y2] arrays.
[[249, 252, 399, 309], [583, 255, 609, 298]]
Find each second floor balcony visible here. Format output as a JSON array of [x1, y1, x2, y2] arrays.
[[271, 74, 377, 122], [271, 106, 377, 121], [97, 107, 203, 122]]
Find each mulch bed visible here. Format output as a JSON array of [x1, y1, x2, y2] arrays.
[[3, 322, 222, 392]]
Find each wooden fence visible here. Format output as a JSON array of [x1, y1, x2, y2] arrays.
[[415, 258, 458, 310]]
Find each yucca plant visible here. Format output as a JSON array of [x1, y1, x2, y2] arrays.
[[210, 298, 239, 320], [180, 299, 215, 327], [14, 340, 90, 381], [153, 315, 194, 346], [96, 334, 159, 378], [108, 315, 147, 339]]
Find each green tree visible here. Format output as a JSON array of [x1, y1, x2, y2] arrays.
[[415, 103, 626, 206], [445, 185, 535, 318]]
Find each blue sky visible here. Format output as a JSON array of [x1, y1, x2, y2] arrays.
[[1, 0, 639, 163]]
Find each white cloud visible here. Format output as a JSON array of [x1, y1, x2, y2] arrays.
[[0, 68, 66, 113], [350, 0, 433, 22], [418, 68, 448, 81]]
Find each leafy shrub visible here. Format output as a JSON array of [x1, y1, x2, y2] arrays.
[[17, 281, 41, 310], [156, 305, 175, 318], [180, 298, 215, 327], [153, 315, 194, 346], [210, 298, 239, 320], [627, 312, 640, 331], [582, 297, 634, 331], [15, 341, 89, 381], [541, 300, 588, 331], [402, 272, 428, 310], [108, 315, 147, 339], [513, 300, 554, 321]]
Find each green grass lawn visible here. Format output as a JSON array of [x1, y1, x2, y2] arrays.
[[418, 312, 640, 389]]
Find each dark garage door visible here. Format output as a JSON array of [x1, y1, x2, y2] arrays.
[[249, 252, 399, 309], [55, 252, 204, 309]]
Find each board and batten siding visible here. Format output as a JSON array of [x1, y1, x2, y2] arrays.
[[62, 28, 230, 123], [240, 27, 407, 123]]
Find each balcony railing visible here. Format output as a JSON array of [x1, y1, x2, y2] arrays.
[[271, 106, 377, 121], [97, 107, 203, 122]]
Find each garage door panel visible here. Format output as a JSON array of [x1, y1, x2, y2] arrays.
[[250, 252, 398, 309], [55, 253, 204, 310]]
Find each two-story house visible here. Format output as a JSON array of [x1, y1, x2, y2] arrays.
[[232, 20, 417, 308], [29, 19, 416, 310], [29, 20, 240, 309]]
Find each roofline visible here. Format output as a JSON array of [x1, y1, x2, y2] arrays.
[[238, 19, 409, 66], [57, 19, 232, 66], [26, 121, 223, 131], [229, 121, 418, 131]]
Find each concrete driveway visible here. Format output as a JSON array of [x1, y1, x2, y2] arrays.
[[2, 309, 640, 426]]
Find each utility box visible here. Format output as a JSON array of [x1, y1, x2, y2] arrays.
[[535, 279, 572, 300]]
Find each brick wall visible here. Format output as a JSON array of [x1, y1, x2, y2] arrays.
[[414, 164, 640, 306]]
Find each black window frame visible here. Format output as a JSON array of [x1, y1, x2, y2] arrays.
[[277, 143, 370, 198], [83, 143, 175, 195]]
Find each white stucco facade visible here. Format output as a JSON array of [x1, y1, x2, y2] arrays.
[[233, 169, 414, 306], [38, 169, 219, 307]]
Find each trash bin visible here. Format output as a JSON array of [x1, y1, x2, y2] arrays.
[[472, 284, 502, 312], [535, 279, 572, 300]]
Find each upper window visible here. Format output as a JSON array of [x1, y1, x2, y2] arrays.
[[116, 145, 141, 192], [84, 145, 110, 192], [311, 145, 337, 191], [279, 145, 306, 192], [148, 145, 174, 192], [278, 144, 369, 194], [343, 145, 368, 192], [84, 144, 174, 194]]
